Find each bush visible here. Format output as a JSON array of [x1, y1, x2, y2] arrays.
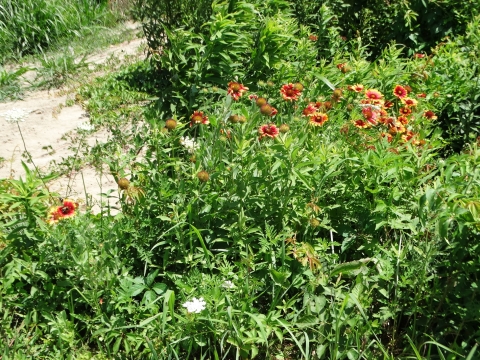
[[412, 15, 480, 152], [290, 0, 479, 59]]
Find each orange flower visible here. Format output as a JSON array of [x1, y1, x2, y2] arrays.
[[280, 83, 302, 101], [354, 119, 370, 129], [258, 123, 279, 139], [309, 112, 328, 126], [227, 81, 249, 101], [401, 97, 418, 107], [423, 110, 437, 120], [378, 116, 395, 126], [414, 53, 426, 59], [417, 93, 427, 98], [398, 115, 409, 125], [389, 124, 406, 135], [308, 34, 318, 41], [365, 89, 383, 100], [401, 130, 415, 142], [393, 85, 408, 99], [399, 107, 412, 116], [190, 111, 209, 126]]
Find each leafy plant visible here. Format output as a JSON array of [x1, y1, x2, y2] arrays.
[[0, 66, 29, 101]]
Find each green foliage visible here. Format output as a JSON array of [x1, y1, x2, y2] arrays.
[[290, 0, 479, 59], [420, 15, 480, 152], [0, 66, 29, 101], [1, 2, 480, 359], [0, 0, 117, 62], [35, 53, 89, 89]]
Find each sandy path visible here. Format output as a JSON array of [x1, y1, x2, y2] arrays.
[[0, 24, 145, 213]]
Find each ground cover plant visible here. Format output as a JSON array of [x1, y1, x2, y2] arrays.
[[1, 0, 479, 359]]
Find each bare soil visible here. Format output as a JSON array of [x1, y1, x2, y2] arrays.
[[0, 23, 145, 213]]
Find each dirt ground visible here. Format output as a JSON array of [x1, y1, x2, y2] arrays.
[[0, 22, 145, 213]]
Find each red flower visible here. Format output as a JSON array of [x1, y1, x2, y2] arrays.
[[302, 103, 318, 116], [347, 84, 364, 93], [383, 100, 394, 109], [417, 93, 427, 98], [249, 94, 258, 101], [190, 111, 209, 126], [414, 53, 426, 59], [58, 200, 77, 218], [401, 97, 418, 107], [365, 89, 383, 100], [309, 34, 318, 41], [46, 199, 78, 224], [309, 112, 329, 127], [393, 85, 408, 99], [362, 107, 378, 124], [227, 81, 249, 101], [423, 110, 437, 120], [280, 83, 302, 101], [354, 119, 370, 129], [258, 124, 279, 139]]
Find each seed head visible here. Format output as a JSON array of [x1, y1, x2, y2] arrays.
[[197, 170, 210, 182], [279, 124, 290, 133], [118, 178, 130, 190], [293, 82, 304, 92], [229, 115, 240, 123], [256, 97, 268, 107], [165, 119, 177, 130], [260, 104, 273, 116]]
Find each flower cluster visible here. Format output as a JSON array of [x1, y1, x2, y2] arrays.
[[346, 84, 433, 146], [302, 102, 330, 127], [46, 199, 78, 225], [182, 297, 206, 313], [180, 136, 199, 153], [2, 108, 30, 124]]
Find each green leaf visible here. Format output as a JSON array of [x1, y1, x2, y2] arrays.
[[330, 259, 370, 277]]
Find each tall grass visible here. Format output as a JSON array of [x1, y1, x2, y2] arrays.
[[0, 0, 117, 63]]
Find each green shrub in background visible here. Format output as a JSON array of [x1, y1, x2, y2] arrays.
[[0, 0, 117, 62], [290, 0, 478, 59], [423, 15, 480, 153]]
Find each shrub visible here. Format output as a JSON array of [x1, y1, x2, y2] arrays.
[[290, 0, 479, 59]]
